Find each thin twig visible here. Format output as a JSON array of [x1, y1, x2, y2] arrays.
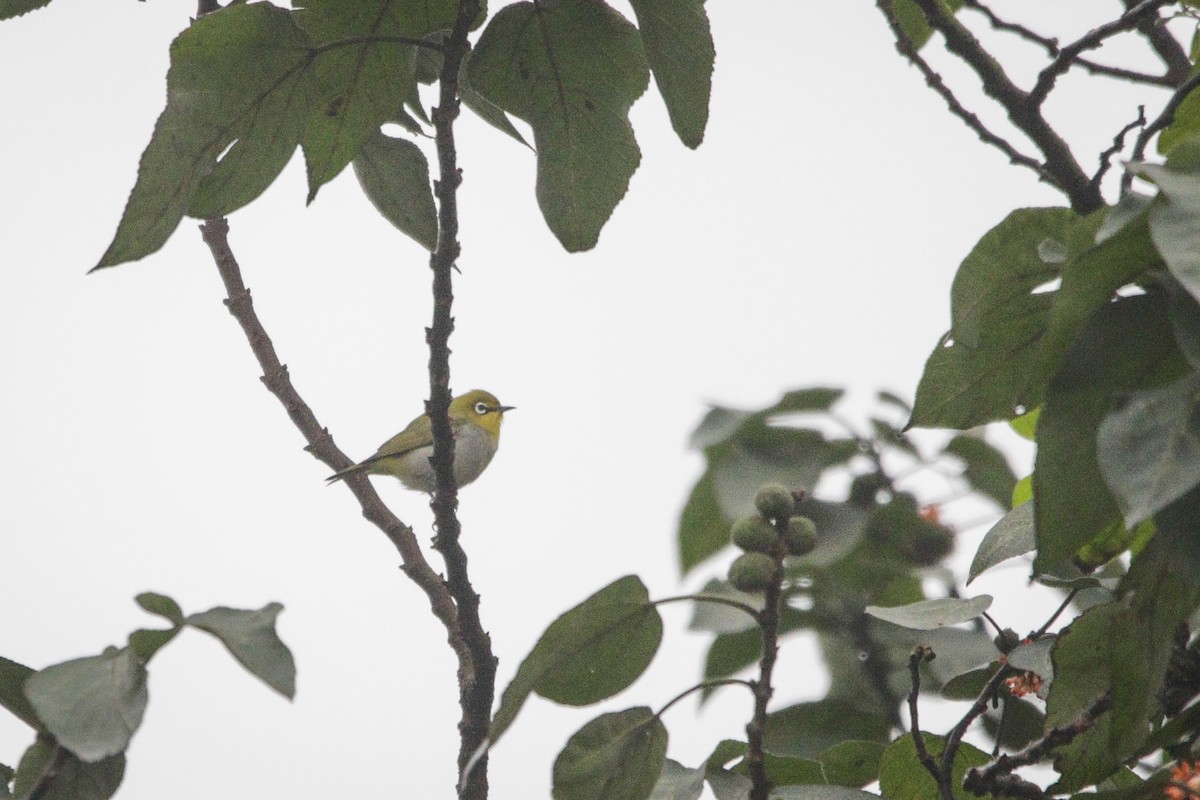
[[961, 0, 1175, 87], [940, 661, 1015, 786], [963, 691, 1113, 798], [908, 646, 954, 800], [654, 593, 762, 621], [1031, 588, 1078, 640], [197, 219, 468, 667], [906, 0, 1105, 212], [1122, 0, 1193, 86], [1123, 70, 1200, 193], [875, 0, 1053, 189], [1092, 107, 1146, 192], [426, 2, 493, 798], [1029, 0, 1175, 106], [656, 679, 755, 717]]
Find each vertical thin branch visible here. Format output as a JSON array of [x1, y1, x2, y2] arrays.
[[745, 530, 785, 800], [908, 646, 954, 800], [426, 3, 495, 799]]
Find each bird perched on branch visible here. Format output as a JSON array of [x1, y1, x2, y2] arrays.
[[327, 389, 513, 493]]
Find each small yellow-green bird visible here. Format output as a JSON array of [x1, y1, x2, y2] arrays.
[[326, 389, 514, 492]]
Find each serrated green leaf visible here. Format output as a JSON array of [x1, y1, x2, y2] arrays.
[[552, 707, 667, 800], [628, 0, 712, 148], [490, 576, 662, 746], [95, 3, 318, 269], [0, 0, 51, 19], [879, 733, 990, 800], [945, 434, 1016, 509], [1097, 371, 1200, 527], [765, 701, 891, 759], [24, 649, 147, 762], [0, 655, 38, 730], [817, 740, 886, 788], [295, 0, 452, 202], [866, 596, 991, 630], [469, 0, 650, 251], [968, 501, 1035, 584], [352, 130, 438, 250], [186, 603, 295, 699], [13, 742, 124, 800]]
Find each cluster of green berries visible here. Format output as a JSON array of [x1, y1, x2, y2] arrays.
[[727, 484, 818, 593]]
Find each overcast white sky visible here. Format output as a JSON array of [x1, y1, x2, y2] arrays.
[[0, 1, 1181, 798]]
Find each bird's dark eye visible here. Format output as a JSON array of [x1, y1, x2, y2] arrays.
[[474, 402, 489, 415]]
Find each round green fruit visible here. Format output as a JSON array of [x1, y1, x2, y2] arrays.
[[754, 484, 795, 520], [728, 552, 778, 593], [731, 515, 779, 553], [784, 516, 818, 556]]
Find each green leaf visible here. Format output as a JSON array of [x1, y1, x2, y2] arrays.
[[129, 592, 185, 662], [705, 768, 751, 800], [352, 130, 438, 250], [127, 627, 181, 663], [628, 0, 713, 148], [490, 576, 662, 746], [817, 740, 887, 788], [1029, 201, 1162, 394], [1007, 636, 1055, 686], [767, 788, 883, 800], [911, 208, 1084, 428], [1096, 370, 1200, 527], [0, 655, 38, 730], [13, 742, 124, 800], [864, 596, 992, 630], [1163, 274, 1200, 370], [688, 579, 762, 635], [678, 469, 730, 574], [461, 50, 529, 147], [135, 592, 184, 626], [1033, 292, 1185, 573], [968, 501, 1035, 584], [1010, 407, 1039, 440], [24, 648, 148, 762], [552, 707, 667, 800], [890, 0, 964, 49], [648, 759, 705, 800], [469, 0, 650, 251], [94, 4, 319, 269], [186, 603, 295, 699], [295, 0, 454, 202], [879, 733, 990, 800], [765, 700, 891, 759], [1159, 89, 1200, 155], [0, 0, 51, 20], [944, 434, 1016, 509], [941, 665, 995, 700], [982, 696, 1044, 750], [1132, 135, 1200, 303], [702, 627, 762, 693]]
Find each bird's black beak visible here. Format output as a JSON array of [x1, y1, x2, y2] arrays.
[[497, 405, 516, 413]]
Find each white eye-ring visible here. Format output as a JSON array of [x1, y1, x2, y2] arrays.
[[474, 402, 490, 415]]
